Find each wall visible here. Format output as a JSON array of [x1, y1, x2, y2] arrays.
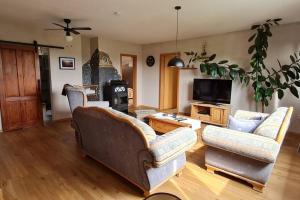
[[142, 23, 300, 133], [0, 20, 82, 123], [98, 37, 143, 104], [81, 36, 91, 64], [90, 37, 99, 56]]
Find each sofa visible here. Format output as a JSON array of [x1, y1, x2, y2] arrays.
[[202, 107, 293, 192], [72, 107, 197, 196], [64, 84, 109, 113]]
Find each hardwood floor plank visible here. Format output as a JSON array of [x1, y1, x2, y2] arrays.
[[0, 121, 299, 200]]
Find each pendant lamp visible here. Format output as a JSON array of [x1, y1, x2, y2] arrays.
[[168, 6, 185, 68]]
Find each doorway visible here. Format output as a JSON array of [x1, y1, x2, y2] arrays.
[[38, 47, 52, 122], [159, 53, 180, 111], [120, 54, 137, 107], [0, 44, 42, 131]]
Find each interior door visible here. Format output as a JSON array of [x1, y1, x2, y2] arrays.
[[0, 45, 41, 131], [159, 53, 179, 110], [120, 54, 137, 107]]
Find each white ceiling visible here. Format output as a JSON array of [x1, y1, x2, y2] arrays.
[[0, 0, 300, 44]]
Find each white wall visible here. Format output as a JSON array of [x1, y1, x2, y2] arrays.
[[98, 37, 143, 104], [81, 36, 91, 64], [141, 23, 300, 133], [0, 20, 82, 123]]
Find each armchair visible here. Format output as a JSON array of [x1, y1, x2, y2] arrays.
[[63, 84, 109, 113], [202, 107, 293, 192]]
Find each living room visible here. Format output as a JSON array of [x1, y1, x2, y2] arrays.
[[0, 0, 299, 199]]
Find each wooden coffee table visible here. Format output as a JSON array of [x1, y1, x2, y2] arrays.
[[147, 113, 201, 134]]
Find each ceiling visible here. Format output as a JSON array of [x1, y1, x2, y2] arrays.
[[0, 0, 300, 44]]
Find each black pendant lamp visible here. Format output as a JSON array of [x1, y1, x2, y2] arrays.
[[168, 6, 185, 68]]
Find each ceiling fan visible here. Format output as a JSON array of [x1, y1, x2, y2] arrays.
[[45, 19, 92, 42]]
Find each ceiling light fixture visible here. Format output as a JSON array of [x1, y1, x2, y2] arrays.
[[168, 6, 185, 68], [65, 31, 73, 42]]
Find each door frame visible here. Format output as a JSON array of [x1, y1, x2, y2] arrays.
[[0, 43, 42, 131], [159, 52, 180, 111], [120, 54, 137, 107]]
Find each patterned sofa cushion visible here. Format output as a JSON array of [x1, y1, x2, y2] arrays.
[[106, 108, 157, 142], [150, 127, 197, 167], [253, 107, 288, 140]]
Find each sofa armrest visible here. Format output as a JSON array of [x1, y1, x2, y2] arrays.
[[234, 110, 269, 120], [150, 127, 197, 167], [87, 101, 109, 108], [202, 125, 280, 163]]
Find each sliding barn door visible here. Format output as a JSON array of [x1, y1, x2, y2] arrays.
[[0, 45, 42, 131]]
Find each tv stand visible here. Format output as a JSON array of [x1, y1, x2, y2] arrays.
[[200, 101, 224, 106], [190, 102, 230, 127]]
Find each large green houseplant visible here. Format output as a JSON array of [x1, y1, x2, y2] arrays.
[[185, 19, 300, 112]]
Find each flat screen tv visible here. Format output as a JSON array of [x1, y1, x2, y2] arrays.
[[193, 79, 232, 104]]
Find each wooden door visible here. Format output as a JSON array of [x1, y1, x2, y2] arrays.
[[120, 54, 137, 107], [0, 45, 41, 131], [159, 53, 179, 110]]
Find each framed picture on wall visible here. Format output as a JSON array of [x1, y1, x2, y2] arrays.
[[59, 57, 75, 70]]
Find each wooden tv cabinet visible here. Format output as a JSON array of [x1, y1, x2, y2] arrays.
[[190, 102, 230, 127]]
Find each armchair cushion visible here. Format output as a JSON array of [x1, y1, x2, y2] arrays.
[[150, 127, 197, 167], [202, 125, 280, 163]]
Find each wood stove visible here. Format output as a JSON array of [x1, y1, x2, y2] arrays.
[[104, 80, 128, 113]]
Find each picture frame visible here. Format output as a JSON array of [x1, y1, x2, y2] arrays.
[[59, 57, 75, 70]]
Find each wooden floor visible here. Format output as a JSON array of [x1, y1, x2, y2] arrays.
[[0, 121, 299, 200]]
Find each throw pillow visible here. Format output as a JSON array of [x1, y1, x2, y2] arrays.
[[228, 115, 263, 133]]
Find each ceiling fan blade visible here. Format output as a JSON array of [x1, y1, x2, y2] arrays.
[[52, 23, 66, 28], [45, 28, 64, 30], [72, 27, 92, 30], [69, 29, 80, 35]]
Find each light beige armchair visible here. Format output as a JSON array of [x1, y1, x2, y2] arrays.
[[64, 85, 109, 113], [202, 107, 293, 192]]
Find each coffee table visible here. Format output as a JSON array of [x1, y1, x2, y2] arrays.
[[147, 112, 201, 134]]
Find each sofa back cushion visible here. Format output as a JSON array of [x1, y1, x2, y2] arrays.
[[234, 110, 269, 120], [253, 107, 288, 140]]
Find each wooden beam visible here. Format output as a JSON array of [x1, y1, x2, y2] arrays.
[[0, 40, 64, 49]]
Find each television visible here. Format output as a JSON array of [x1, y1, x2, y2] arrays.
[[193, 79, 232, 104]]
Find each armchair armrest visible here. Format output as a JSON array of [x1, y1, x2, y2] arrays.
[[150, 127, 197, 167], [202, 125, 280, 163]]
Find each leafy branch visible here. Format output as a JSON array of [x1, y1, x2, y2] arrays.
[[185, 18, 300, 111]]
